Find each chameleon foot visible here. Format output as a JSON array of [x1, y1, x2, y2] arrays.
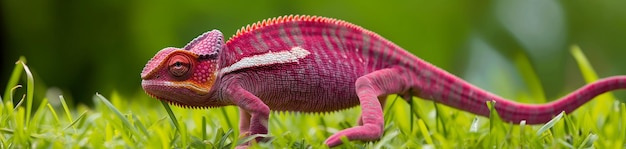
[[324, 124, 383, 147]]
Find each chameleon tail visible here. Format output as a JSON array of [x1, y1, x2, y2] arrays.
[[407, 59, 626, 124], [440, 75, 626, 124]]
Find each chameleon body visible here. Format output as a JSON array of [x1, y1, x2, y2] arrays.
[[141, 15, 626, 147]]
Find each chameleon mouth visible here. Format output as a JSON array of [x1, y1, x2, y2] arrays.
[[141, 80, 210, 95], [143, 88, 218, 109], [144, 90, 201, 108], [141, 80, 213, 109]]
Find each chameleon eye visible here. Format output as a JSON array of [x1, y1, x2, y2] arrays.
[[168, 54, 192, 78]]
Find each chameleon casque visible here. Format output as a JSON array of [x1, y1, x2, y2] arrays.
[[141, 15, 626, 147]]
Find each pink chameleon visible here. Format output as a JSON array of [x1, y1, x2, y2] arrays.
[[141, 15, 626, 147]]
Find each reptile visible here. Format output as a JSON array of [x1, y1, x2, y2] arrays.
[[140, 15, 626, 147]]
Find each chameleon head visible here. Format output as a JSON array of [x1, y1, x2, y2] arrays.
[[141, 30, 223, 107]]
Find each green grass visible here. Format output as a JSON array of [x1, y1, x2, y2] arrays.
[[2, 46, 625, 148]]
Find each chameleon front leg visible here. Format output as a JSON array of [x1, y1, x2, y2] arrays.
[[224, 81, 270, 144], [325, 67, 409, 147], [238, 108, 251, 137]]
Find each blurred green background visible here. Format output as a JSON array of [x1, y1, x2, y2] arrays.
[[2, 1, 626, 106]]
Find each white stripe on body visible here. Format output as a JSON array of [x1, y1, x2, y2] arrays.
[[219, 46, 311, 75]]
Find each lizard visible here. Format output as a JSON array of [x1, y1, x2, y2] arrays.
[[140, 15, 626, 147]]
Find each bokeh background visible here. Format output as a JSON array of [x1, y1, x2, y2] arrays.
[[2, 1, 626, 106]]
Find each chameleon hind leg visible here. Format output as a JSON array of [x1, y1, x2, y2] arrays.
[[357, 96, 387, 126], [325, 67, 410, 147]]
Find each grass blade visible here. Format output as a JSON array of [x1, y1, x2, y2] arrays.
[[384, 95, 399, 126], [160, 100, 181, 132], [514, 51, 546, 102], [374, 130, 399, 149], [220, 107, 234, 130], [570, 45, 614, 123], [577, 133, 597, 149], [96, 93, 140, 137], [486, 100, 505, 148], [219, 128, 234, 148], [417, 119, 433, 145], [65, 111, 87, 129], [469, 117, 479, 133], [433, 101, 447, 135], [2, 57, 25, 103], [570, 45, 600, 83], [47, 103, 61, 125], [0, 128, 40, 139], [486, 101, 503, 130], [202, 116, 208, 149], [536, 111, 565, 136], [133, 114, 149, 136], [12, 94, 25, 111], [18, 60, 34, 126], [59, 95, 73, 124], [519, 120, 526, 145]]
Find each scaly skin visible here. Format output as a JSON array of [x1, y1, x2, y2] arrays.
[[141, 15, 626, 147]]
